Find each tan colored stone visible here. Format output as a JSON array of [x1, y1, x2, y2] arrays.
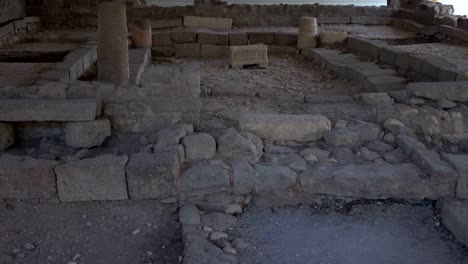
[[229, 44, 268, 69]]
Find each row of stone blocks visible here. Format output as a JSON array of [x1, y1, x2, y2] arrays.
[[346, 35, 468, 82], [304, 48, 407, 93], [391, 18, 468, 44], [0, 16, 40, 40]]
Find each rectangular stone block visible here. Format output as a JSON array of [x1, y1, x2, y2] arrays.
[[229, 32, 248, 46], [347, 36, 382, 59], [151, 18, 183, 29], [0, 99, 98, 122], [318, 16, 351, 24], [183, 16, 232, 30], [126, 152, 180, 200], [274, 32, 297, 46], [362, 75, 407, 92], [201, 45, 228, 58], [198, 32, 229, 46], [0, 155, 58, 199], [171, 31, 197, 44], [55, 155, 129, 202], [407, 81, 468, 103], [248, 32, 275, 45], [268, 46, 297, 55], [24, 16, 41, 23], [175, 43, 201, 58], [152, 32, 172, 47], [152, 46, 175, 57], [229, 44, 268, 69], [41, 70, 70, 82]]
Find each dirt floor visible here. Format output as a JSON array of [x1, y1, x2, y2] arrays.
[[230, 202, 468, 264], [0, 200, 183, 264]]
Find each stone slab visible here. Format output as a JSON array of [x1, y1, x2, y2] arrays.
[[183, 16, 232, 30], [407, 81, 468, 103], [229, 44, 268, 69]]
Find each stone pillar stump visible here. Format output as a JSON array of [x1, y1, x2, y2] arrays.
[[297, 17, 319, 50], [130, 19, 152, 49]]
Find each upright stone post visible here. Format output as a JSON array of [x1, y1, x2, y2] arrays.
[[297, 17, 319, 50], [130, 19, 152, 48], [97, 2, 129, 85]]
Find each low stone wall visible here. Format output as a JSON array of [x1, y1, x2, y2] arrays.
[[0, 17, 41, 48], [0, 0, 26, 25]]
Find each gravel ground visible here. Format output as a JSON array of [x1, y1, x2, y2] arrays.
[[0, 200, 183, 264], [231, 202, 468, 264]]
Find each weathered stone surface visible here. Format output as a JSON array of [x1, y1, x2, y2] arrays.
[[179, 164, 231, 197], [361, 93, 395, 105], [151, 18, 182, 29], [0, 99, 98, 122], [175, 43, 201, 58], [275, 32, 297, 46], [407, 81, 468, 103], [239, 114, 331, 142], [0, 122, 14, 150], [412, 149, 458, 199], [383, 147, 407, 164], [0, 155, 58, 199], [182, 133, 216, 160], [300, 163, 428, 199], [184, 16, 233, 30], [442, 154, 468, 199], [441, 200, 468, 247], [152, 32, 172, 47], [229, 44, 268, 69], [198, 32, 229, 46], [297, 17, 318, 49], [357, 147, 381, 161], [179, 204, 201, 225], [231, 160, 255, 195], [264, 154, 308, 171], [299, 148, 330, 160], [366, 140, 395, 154], [201, 212, 238, 231], [65, 119, 111, 149], [319, 31, 348, 45], [55, 155, 128, 202], [171, 31, 197, 44], [153, 126, 187, 148], [126, 152, 180, 200], [248, 32, 275, 45], [218, 131, 263, 163], [396, 135, 425, 155], [229, 32, 248, 46], [254, 164, 298, 193], [324, 123, 381, 147]]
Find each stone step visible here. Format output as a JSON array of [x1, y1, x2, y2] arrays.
[[0, 98, 99, 122]]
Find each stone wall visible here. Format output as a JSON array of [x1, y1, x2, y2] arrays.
[[0, 0, 26, 25]]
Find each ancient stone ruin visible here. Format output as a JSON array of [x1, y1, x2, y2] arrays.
[[0, 0, 468, 263]]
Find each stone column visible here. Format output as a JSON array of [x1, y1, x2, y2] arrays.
[[129, 19, 152, 48], [97, 2, 129, 85], [297, 17, 319, 50]]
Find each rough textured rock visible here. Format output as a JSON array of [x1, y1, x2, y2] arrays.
[[0, 154, 57, 199], [231, 160, 255, 195], [153, 126, 187, 149], [357, 147, 381, 161], [201, 212, 238, 231], [126, 152, 180, 200], [179, 164, 231, 197], [264, 154, 308, 171], [218, 131, 263, 163], [254, 164, 298, 193], [179, 204, 201, 225], [0, 122, 14, 151], [239, 114, 331, 142], [366, 140, 395, 154], [182, 133, 216, 160], [65, 119, 111, 148], [442, 154, 468, 199], [299, 148, 330, 160], [55, 155, 128, 202], [300, 163, 428, 199], [407, 81, 468, 103], [324, 123, 381, 147], [383, 147, 407, 164], [183, 232, 238, 264], [441, 200, 468, 248]]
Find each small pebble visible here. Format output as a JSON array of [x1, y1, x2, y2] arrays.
[[23, 243, 36, 250], [131, 229, 141, 235]]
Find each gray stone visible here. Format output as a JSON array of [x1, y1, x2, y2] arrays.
[[366, 140, 395, 154], [183, 133, 216, 160], [264, 154, 308, 171], [55, 155, 128, 202], [329, 147, 364, 164], [442, 154, 468, 199], [299, 148, 330, 160], [396, 135, 425, 155], [231, 160, 255, 195], [300, 163, 428, 199], [179, 204, 201, 225], [412, 149, 458, 199], [126, 152, 180, 200], [224, 203, 242, 215], [0, 155, 58, 199], [239, 114, 331, 142], [407, 81, 468, 103], [218, 132, 262, 163], [254, 164, 298, 193], [183, 232, 238, 264], [201, 212, 238, 232], [360, 93, 395, 105], [154, 144, 186, 164], [153, 126, 187, 148], [0, 122, 14, 151], [383, 147, 407, 164], [441, 200, 468, 247], [179, 164, 231, 197], [324, 123, 381, 147], [358, 147, 381, 161], [264, 144, 296, 154], [65, 119, 111, 149], [438, 98, 457, 109]]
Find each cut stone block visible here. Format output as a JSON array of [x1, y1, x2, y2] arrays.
[[152, 32, 172, 47], [324, 123, 381, 147], [175, 43, 201, 58], [200, 45, 228, 58], [268, 46, 297, 55], [0, 99, 98, 122], [240, 114, 331, 142], [442, 154, 468, 199], [0, 155, 58, 199], [126, 152, 180, 200], [319, 31, 348, 45], [218, 131, 263, 163], [254, 164, 298, 193], [0, 122, 14, 151], [407, 81, 468, 103], [274, 32, 297, 46], [248, 32, 275, 45], [229, 44, 268, 69], [198, 32, 229, 46], [151, 18, 182, 29], [182, 133, 216, 160], [65, 119, 111, 149], [179, 164, 231, 198], [300, 163, 428, 199], [361, 92, 395, 105], [229, 32, 248, 46], [441, 200, 468, 247], [183, 16, 232, 30], [152, 46, 175, 57], [362, 75, 407, 92], [55, 155, 128, 202], [171, 31, 197, 44]]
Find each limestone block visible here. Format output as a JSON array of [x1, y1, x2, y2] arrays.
[[254, 164, 298, 193], [407, 81, 468, 103], [274, 32, 298, 46], [179, 164, 231, 198], [151, 18, 182, 29], [324, 123, 381, 147], [248, 32, 275, 45], [183, 16, 232, 30], [319, 31, 348, 46], [268, 46, 297, 55], [198, 32, 229, 46], [171, 31, 197, 44], [0, 122, 14, 151], [229, 44, 268, 69], [126, 152, 180, 200], [300, 163, 428, 199], [182, 133, 216, 160], [297, 17, 318, 49], [65, 119, 111, 149], [229, 32, 248, 46], [55, 155, 128, 202], [152, 32, 172, 47], [175, 43, 201, 58], [362, 75, 407, 92], [0, 155, 58, 199], [240, 114, 331, 142], [201, 45, 228, 58]]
